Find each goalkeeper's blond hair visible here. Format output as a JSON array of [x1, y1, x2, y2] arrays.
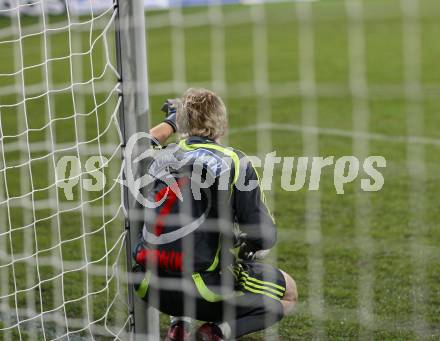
[[177, 88, 227, 140]]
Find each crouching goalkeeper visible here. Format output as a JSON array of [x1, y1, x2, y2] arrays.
[[133, 88, 298, 341]]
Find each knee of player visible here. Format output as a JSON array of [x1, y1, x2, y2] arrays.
[[280, 270, 298, 315]]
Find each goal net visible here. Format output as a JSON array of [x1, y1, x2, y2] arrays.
[[142, 0, 438, 340], [0, 0, 131, 339], [1, 0, 439, 340]]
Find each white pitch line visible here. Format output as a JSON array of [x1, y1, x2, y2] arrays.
[[228, 122, 440, 147]]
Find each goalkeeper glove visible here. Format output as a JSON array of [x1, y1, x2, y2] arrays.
[[236, 233, 270, 261], [160, 99, 180, 132]]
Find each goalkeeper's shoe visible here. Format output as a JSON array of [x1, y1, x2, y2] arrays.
[[195, 323, 224, 341], [164, 321, 191, 341]]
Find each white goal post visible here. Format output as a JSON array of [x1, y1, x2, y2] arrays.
[[115, 0, 158, 339], [0, 0, 151, 339]]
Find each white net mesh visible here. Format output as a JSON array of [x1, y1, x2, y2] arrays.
[[0, 1, 129, 340], [143, 0, 439, 340], [1, 0, 440, 340]]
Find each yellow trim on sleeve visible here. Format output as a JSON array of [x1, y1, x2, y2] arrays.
[[206, 237, 221, 272]]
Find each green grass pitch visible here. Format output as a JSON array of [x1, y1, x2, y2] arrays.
[[1, 0, 440, 340]]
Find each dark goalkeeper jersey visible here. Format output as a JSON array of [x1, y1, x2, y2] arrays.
[[137, 136, 277, 276]]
